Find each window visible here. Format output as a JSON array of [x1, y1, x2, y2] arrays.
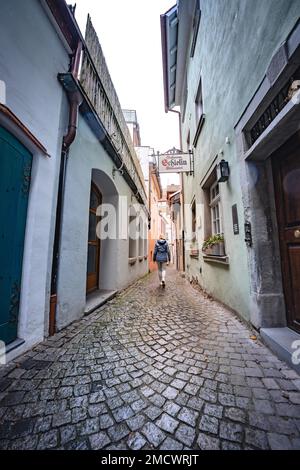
[[138, 218, 143, 258], [195, 79, 203, 125], [138, 217, 147, 259], [191, 199, 197, 240], [128, 207, 137, 259], [193, 78, 205, 146], [144, 222, 148, 258], [187, 130, 191, 151], [190, 0, 201, 58], [181, 74, 188, 123], [201, 170, 226, 261], [210, 181, 222, 235]]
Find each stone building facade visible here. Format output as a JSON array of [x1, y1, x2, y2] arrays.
[[161, 0, 300, 369], [0, 0, 148, 361]]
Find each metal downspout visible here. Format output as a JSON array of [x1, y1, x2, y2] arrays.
[[169, 108, 185, 272], [49, 41, 82, 336]]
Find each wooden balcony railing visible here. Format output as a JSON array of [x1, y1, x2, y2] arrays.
[[80, 15, 147, 207]]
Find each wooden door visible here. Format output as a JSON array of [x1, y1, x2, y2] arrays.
[[0, 126, 32, 344], [86, 183, 101, 294], [273, 132, 300, 333]]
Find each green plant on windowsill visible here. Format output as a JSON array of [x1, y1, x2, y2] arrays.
[[202, 233, 225, 256]]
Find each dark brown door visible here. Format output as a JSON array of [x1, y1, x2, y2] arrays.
[[86, 183, 101, 294], [273, 132, 300, 333]]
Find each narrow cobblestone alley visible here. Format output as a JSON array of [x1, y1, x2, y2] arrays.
[[0, 269, 300, 451]]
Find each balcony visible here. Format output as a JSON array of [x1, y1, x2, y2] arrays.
[[78, 15, 147, 208]]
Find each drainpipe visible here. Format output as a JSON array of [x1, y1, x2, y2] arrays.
[[169, 108, 185, 272], [62, 41, 82, 149], [49, 41, 82, 336], [148, 162, 152, 273]]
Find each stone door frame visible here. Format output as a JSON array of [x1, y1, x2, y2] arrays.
[[235, 20, 300, 329]]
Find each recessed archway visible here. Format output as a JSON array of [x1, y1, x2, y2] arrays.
[[87, 168, 119, 294]]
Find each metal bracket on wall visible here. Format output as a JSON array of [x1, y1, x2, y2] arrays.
[[112, 160, 124, 178], [130, 190, 139, 202]]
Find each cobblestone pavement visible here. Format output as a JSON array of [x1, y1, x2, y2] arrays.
[[0, 269, 300, 450]]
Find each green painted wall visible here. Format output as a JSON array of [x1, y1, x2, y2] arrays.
[[181, 0, 300, 321]]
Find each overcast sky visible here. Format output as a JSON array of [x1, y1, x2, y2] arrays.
[[75, 0, 179, 186]]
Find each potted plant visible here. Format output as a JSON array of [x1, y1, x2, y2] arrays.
[[202, 234, 225, 256]]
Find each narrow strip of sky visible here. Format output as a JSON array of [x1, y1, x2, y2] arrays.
[[75, 0, 180, 186]]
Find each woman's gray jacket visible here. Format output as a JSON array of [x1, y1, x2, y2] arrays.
[[153, 239, 171, 263]]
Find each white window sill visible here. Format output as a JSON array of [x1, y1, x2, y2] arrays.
[[203, 255, 229, 265]]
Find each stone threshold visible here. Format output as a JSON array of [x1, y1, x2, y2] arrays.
[[85, 289, 117, 315], [260, 327, 300, 375], [5, 338, 25, 354]]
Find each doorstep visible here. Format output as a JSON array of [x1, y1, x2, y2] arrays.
[[0, 338, 25, 365], [5, 338, 25, 354], [260, 327, 300, 374], [85, 289, 117, 315]]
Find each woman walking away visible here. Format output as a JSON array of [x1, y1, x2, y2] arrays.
[[153, 234, 171, 287]]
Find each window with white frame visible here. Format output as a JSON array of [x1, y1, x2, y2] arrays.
[[209, 180, 222, 235]]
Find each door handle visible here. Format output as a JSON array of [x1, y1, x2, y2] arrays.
[[295, 229, 300, 239]]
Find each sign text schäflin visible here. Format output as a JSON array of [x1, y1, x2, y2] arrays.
[[158, 153, 191, 173]]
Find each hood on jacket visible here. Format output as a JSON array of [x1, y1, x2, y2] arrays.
[[157, 239, 167, 245]]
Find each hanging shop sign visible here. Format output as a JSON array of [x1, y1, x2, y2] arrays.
[[158, 153, 191, 173]]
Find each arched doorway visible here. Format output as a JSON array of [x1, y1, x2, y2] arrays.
[[86, 182, 102, 294], [84, 168, 120, 309]]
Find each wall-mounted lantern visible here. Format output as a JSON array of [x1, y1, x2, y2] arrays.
[[216, 159, 230, 182]]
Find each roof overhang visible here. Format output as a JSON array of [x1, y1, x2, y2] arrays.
[[175, 0, 197, 104], [160, 5, 178, 112], [43, 0, 84, 52], [160, 0, 197, 112]]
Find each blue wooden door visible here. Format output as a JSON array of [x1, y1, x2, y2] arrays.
[[0, 126, 32, 345]]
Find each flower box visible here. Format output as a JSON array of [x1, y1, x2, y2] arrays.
[[202, 235, 225, 257], [210, 241, 225, 256]]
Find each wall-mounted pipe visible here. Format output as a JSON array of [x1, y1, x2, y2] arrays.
[[49, 41, 83, 336], [169, 108, 185, 272], [63, 41, 82, 150]]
